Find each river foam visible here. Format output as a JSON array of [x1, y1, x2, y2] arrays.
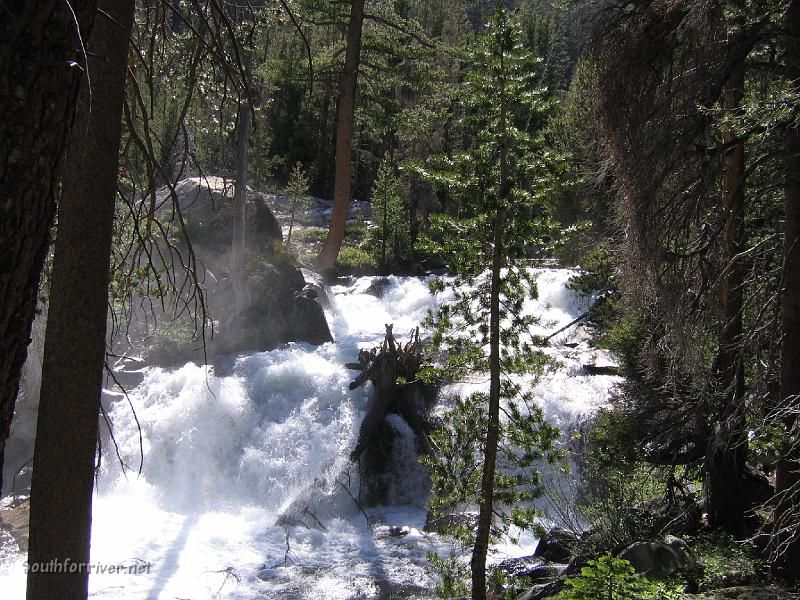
[[0, 269, 619, 599]]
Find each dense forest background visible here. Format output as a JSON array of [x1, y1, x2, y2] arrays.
[[1, 0, 800, 598]]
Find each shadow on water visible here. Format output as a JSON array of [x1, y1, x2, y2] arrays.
[[144, 513, 198, 600]]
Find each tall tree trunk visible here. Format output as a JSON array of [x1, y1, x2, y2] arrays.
[[705, 58, 749, 532], [773, 0, 800, 581], [470, 205, 505, 600], [316, 0, 365, 271], [0, 0, 98, 495], [232, 101, 252, 311], [471, 37, 509, 598], [317, 82, 331, 194], [26, 2, 134, 598]]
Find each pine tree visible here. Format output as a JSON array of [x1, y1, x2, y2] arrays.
[[370, 153, 409, 267], [285, 162, 310, 250], [415, 6, 562, 598]]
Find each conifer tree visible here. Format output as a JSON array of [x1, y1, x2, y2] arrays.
[[285, 162, 310, 250], [415, 6, 562, 598], [371, 153, 408, 267]]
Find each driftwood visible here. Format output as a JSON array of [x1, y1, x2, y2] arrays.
[[543, 292, 610, 342], [348, 324, 438, 463]]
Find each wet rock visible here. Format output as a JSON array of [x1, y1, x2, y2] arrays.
[[514, 580, 566, 600], [498, 555, 544, 578], [300, 268, 330, 309], [534, 527, 579, 563], [104, 363, 146, 391], [212, 260, 332, 356], [423, 511, 479, 534], [0, 497, 29, 552], [365, 277, 392, 298], [582, 361, 621, 375], [521, 562, 568, 584]]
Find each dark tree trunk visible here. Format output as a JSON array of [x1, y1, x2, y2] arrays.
[[470, 205, 505, 600], [316, 82, 331, 194], [316, 0, 365, 270], [471, 74, 510, 600], [232, 101, 252, 311], [705, 59, 750, 532], [0, 0, 98, 495], [26, 2, 134, 598], [774, 0, 800, 581]]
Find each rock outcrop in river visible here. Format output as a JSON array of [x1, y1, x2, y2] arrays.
[[145, 176, 332, 365]]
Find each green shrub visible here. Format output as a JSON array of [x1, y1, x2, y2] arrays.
[[295, 226, 328, 243], [336, 246, 376, 269], [686, 535, 764, 591], [567, 241, 618, 327], [557, 553, 681, 600]]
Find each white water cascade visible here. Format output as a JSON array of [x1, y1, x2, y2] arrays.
[[0, 269, 620, 599]]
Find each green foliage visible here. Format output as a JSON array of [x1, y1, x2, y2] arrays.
[[285, 162, 310, 202], [684, 535, 765, 592], [568, 242, 617, 298], [370, 153, 410, 267], [336, 246, 377, 270], [285, 162, 311, 249], [567, 241, 618, 327], [295, 226, 328, 243], [427, 550, 471, 599], [556, 553, 681, 600], [544, 57, 612, 239], [417, 7, 563, 569], [344, 217, 369, 242], [566, 401, 692, 553]]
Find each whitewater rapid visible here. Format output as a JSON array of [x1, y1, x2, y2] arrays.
[[0, 269, 620, 599]]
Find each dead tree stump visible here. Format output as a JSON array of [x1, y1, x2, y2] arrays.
[[347, 325, 438, 476]]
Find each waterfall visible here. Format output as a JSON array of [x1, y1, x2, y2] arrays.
[[0, 269, 620, 599], [1, 304, 46, 497]]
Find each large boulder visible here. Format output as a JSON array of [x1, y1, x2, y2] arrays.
[[209, 260, 333, 358], [159, 176, 282, 249], [142, 177, 332, 364], [618, 536, 690, 579]]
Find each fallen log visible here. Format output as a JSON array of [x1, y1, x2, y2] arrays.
[[348, 325, 438, 462]]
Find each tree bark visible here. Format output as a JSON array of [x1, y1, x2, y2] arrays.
[[316, 0, 365, 271], [0, 0, 98, 495], [471, 39, 510, 596], [773, 0, 800, 581], [26, 1, 134, 598], [471, 204, 505, 600], [232, 101, 252, 311], [705, 56, 750, 532]]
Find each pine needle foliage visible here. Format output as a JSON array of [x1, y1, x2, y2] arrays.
[[370, 153, 410, 267], [285, 162, 310, 250], [415, 5, 564, 595]]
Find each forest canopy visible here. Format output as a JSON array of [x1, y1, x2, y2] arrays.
[[1, 0, 799, 598]]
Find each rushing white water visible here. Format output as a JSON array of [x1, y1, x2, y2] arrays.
[[0, 269, 620, 599]]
